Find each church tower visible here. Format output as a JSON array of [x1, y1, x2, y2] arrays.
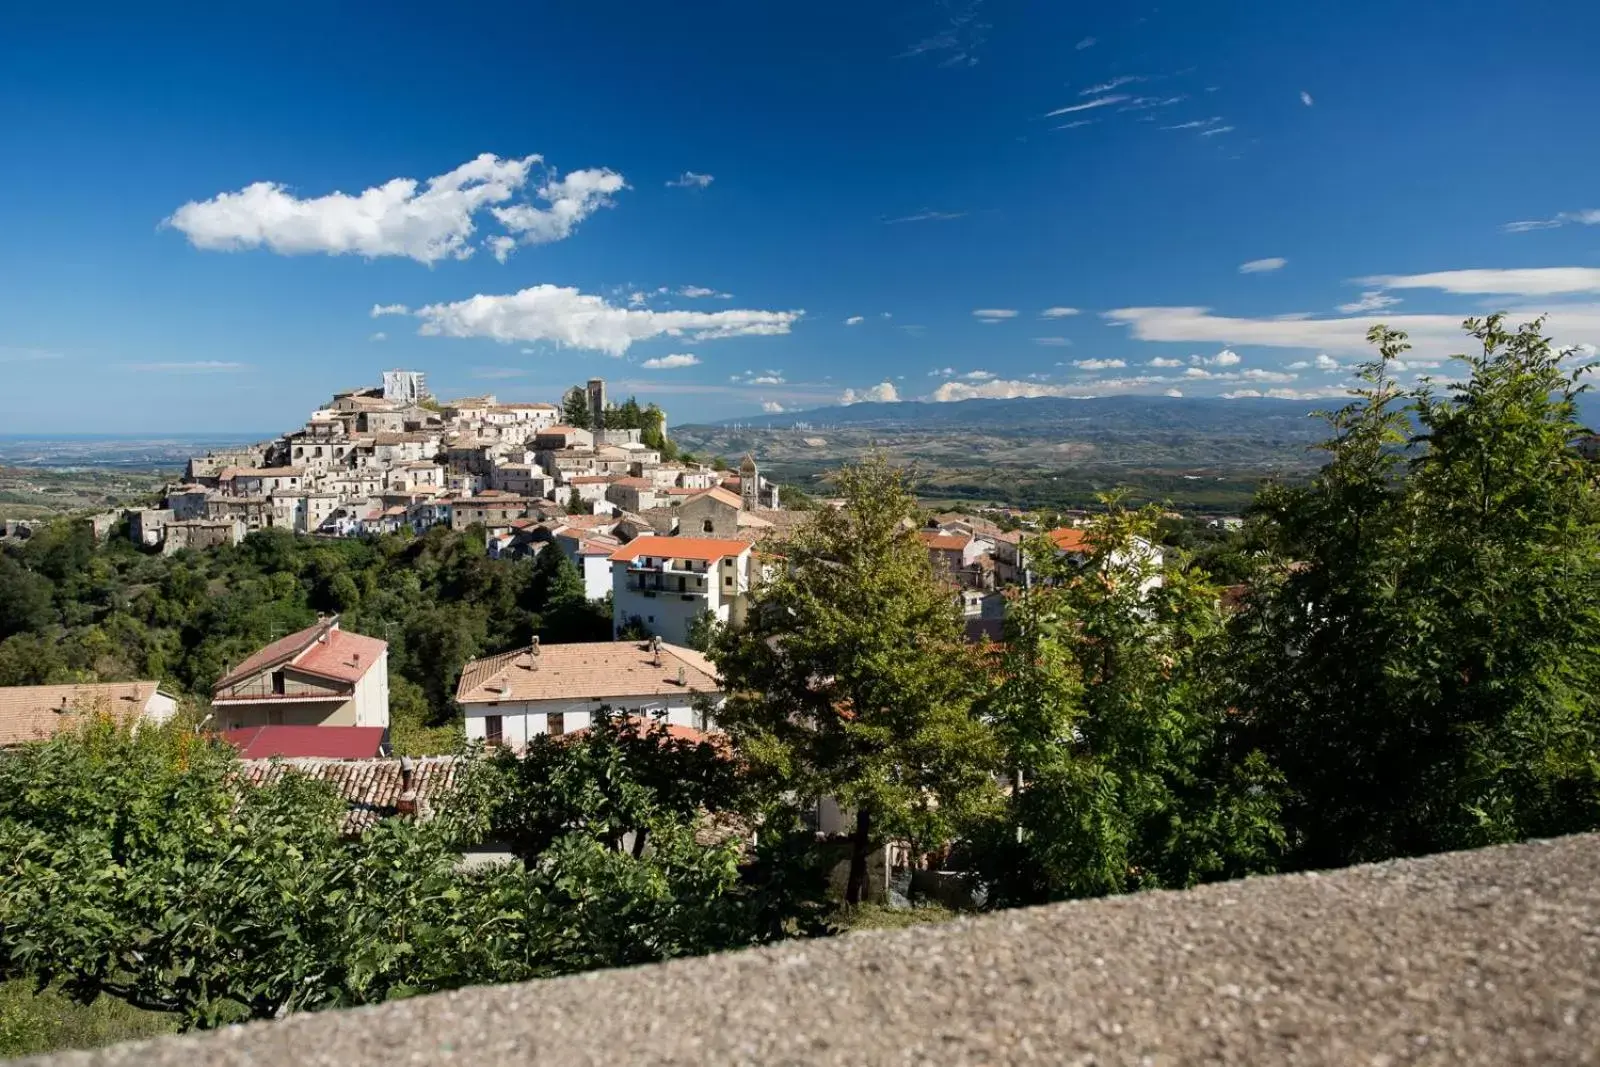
[[586, 378, 606, 431], [739, 454, 760, 511]]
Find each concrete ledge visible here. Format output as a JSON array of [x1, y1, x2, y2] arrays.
[[29, 834, 1600, 1066]]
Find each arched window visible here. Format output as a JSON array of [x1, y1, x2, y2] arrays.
[[702, 518, 714, 533]]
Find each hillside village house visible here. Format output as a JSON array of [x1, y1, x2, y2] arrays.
[[553, 529, 621, 600], [608, 536, 758, 645], [0, 682, 179, 747], [455, 638, 723, 749], [211, 616, 390, 731], [1047, 526, 1165, 595]]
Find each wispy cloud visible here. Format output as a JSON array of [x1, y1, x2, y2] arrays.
[[666, 171, 713, 189], [1074, 358, 1126, 370], [972, 308, 1018, 323], [1118, 95, 1186, 112], [1045, 95, 1128, 118], [1300, 90, 1314, 107], [0, 346, 65, 363], [1081, 75, 1143, 95], [1040, 306, 1080, 319], [883, 209, 967, 224], [1357, 267, 1600, 296], [371, 303, 408, 317], [844, 315, 865, 325], [1239, 257, 1287, 274], [1502, 209, 1600, 234], [678, 285, 731, 299], [1034, 336, 1071, 347], [641, 353, 700, 370], [761, 401, 785, 413], [1054, 120, 1097, 130], [899, 0, 989, 67], [1337, 291, 1401, 314], [1199, 125, 1235, 137], [126, 361, 249, 373], [369, 332, 387, 342], [1075, 37, 1097, 49], [1148, 357, 1184, 367]]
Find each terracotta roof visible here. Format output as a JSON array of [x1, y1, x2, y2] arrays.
[[213, 618, 386, 692], [609, 536, 751, 564], [494, 402, 558, 410], [236, 756, 466, 835], [0, 682, 167, 746], [541, 425, 584, 435], [688, 486, 744, 510], [1048, 527, 1091, 552], [567, 476, 615, 485], [565, 719, 721, 747], [222, 725, 387, 759], [919, 531, 971, 552], [455, 640, 722, 704]]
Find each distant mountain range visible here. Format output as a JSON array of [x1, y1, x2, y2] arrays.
[[704, 394, 1343, 435]]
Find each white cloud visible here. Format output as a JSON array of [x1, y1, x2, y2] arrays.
[[840, 381, 900, 404], [641, 353, 700, 369], [962, 370, 997, 380], [1241, 368, 1297, 382], [628, 291, 649, 308], [166, 154, 621, 265], [930, 377, 1114, 401], [666, 171, 714, 189], [679, 285, 731, 299], [973, 308, 1018, 322], [1183, 367, 1215, 379], [884, 210, 966, 224], [1073, 358, 1126, 370], [1199, 125, 1235, 137], [371, 303, 408, 317], [398, 284, 801, 356], [1164, 388, 1183, 397], [1075, 37, 1097, 49], [1082, 75, 1143, 95], [1502, 209, 1600, 234], [1034, 337, 1071, 346], [1300, 90, 1314, 107], [761, 401, 785, 414], [930, 367, 955, 376], [1162, 116, 1225, 131], [126, 361, 249, 373], [1286, 360, 1310, 370], [1148, 356, 1184, 367], [1040, 306, 1080, 319], [749, 374, 786, 385], [1044, 95, 1128, 117], [1239, 257, 1287, 274], [845, 315, 865, 325], [1337, 290, 1402, 314], [1209, 348, 1242, 366], [1358, 267, 1600, 296], [369, 332, 387, 342], [487, 236, 517, 263], [1315, 353, 1342, 372]]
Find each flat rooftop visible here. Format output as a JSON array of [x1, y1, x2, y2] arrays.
[[30, 832, 1600, 1066]]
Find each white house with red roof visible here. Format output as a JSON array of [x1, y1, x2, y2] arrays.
[[608, 536, 756, 645], [211, 616, 389, 732]]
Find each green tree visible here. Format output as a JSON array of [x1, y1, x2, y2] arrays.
[[973, 499, 1282, 905], [0, 555, 54, 639], [566, 486, 585, 515], [538, 550, 611, 643], [561, 387, 591, 429], [710, 455, 999, 903], [1236, 316, 1600, 868]]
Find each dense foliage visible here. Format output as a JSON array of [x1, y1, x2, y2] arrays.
[[0, 716, 824, 1030], [0, 524, 609, 749]]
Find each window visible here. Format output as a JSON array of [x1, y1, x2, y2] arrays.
[[725, 574, 733, 586], [547, 712, 565, 736], [484, 715, 503, 746], [271, 669, 286, 695], [702, 518, 714, 533]]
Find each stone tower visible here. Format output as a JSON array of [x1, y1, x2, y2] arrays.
[[739, 454, 760, 511], [586, 378, 606, 430]]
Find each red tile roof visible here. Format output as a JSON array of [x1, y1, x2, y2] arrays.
[[1048, 527, 1091, 552], [608, 536, 751, 564], [222, 725, 387, 760], [919, 531, 971, 552], [0, 682, 168, 747], [236, 756, 465, 835], [213, 618, 386, 692]]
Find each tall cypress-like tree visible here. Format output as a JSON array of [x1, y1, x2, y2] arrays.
[[710, 455, 998, 903], [561, 387, 592, 429]]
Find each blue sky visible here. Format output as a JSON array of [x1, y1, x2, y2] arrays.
[[4, 0, 1600, 433]]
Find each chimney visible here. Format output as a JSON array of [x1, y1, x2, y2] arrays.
[[676, 665, 686, 687], [397, 755, 418, 816]]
